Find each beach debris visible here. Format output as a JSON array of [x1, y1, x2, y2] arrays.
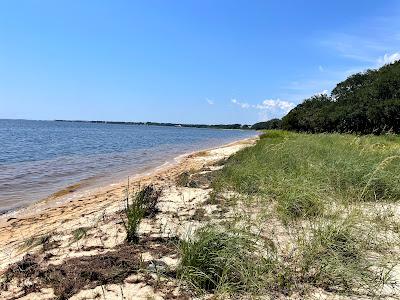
[[1, 237, 178, 299]]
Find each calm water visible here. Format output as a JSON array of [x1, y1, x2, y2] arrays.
[[0, 119, 256, 213]]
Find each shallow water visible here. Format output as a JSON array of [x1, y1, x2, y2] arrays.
[[0, 119, 256, 213]]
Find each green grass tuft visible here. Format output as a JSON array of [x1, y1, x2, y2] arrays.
[[122, 185, 162, 243], [299, 217, 390, 295], [72, 227, 89, 241], [177, 226, 276, 295], [276, 190, 324, 223]]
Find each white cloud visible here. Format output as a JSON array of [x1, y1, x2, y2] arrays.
[[318, 65, 324, 72], [206, 98, 214, 105], [254, 99, 295, 113], [253, 99, 295, 121], [231, 98, 250, 108], [231, 98, 295, 121], [377, 52, 400, 66]]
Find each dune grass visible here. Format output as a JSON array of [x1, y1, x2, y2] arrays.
[[179, 131, 400, 297], [299, 216, 390, 294], [178, 220, 395, 298], [213, 130, 400, 220], [177, 226, 288, 296], [121, 185, 162, 243]]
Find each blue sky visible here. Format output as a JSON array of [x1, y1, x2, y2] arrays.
[[0, 1, 399, 124]]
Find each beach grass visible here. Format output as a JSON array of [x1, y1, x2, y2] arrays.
[[298, 216, 387, 294], [179, 130, 400, 297], [213, 131, 400, 216], [121, 185, 162, 243], [177, 226, 281, 295]]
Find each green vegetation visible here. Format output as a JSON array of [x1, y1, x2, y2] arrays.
[[252, 62, 400, 134], [121, 185, 161, 243], [177, 226, 280, 295], [213, 131, 400, 208], [71, 227, 89, 241], [21, 234, 52, 251], [299, 217, 385, 293], [251, 118, 282, 130], [179, 131, 399, 297], [176, 171, 191, 187], [122, 195, 145, 243], [281, 61, 400, 134]]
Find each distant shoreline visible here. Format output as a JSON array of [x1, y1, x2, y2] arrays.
[[54, 119, 253, 130]]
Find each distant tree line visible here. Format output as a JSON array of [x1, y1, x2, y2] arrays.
[[55, 120, 251, 130], [251, 119, 282, 130], [145, 122, 250, 130], [252, 61, 400, 134]]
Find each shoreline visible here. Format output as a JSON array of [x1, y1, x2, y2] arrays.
[[0, 134, 259, 220], [0, 136, 259, 273]]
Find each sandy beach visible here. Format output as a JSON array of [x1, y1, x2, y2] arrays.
[[0, 136, 258, 299]]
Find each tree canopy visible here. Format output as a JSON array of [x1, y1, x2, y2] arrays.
[[277, 61, 400, 134], [251, 119, 282, 130]]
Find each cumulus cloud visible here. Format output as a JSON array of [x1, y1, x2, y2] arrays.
[[232, 98, 295, 113], [206, 98, 214, 105], [231, 98, 296, 120], [254, 99, 295, 121], [377, 52, 400, 66], [254, 99, 295, 113]]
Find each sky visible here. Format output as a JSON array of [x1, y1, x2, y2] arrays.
[[0, 1, 400, 125]]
